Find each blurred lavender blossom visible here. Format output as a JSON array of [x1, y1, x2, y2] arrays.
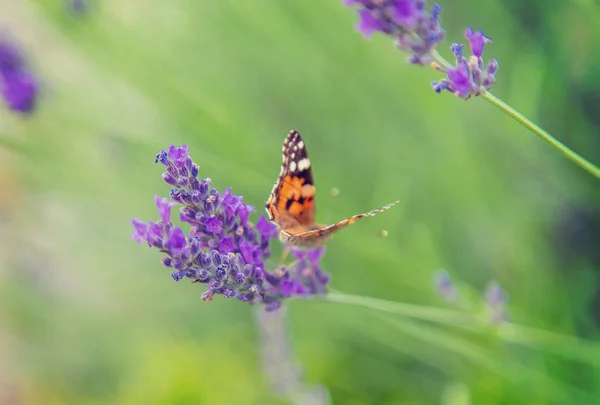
[[69, 0, 88, 13], [344, 0, 445, 65], [484, 280, 509, 324], [344, 3, 499, 98], [131, 144, 330, 310], [433, 269, 458, 302], [0, 37, 38, 114]]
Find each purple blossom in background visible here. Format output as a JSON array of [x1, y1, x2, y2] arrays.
[[1, 70, 37, 113], [432, 28, 498, 99], [69, 0, 88, 13], [132, 144, 330, 310], [0, 37, 38, 114], [344, 0, 445, 65], [433, 269, 458, 302], [484, 280, 509, 324]]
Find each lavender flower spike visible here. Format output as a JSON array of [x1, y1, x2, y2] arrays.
[[344, 0, 445, 65], [0, 37, 38, 114], [132, 144, 330, 310], [432, 28, 498, 99]]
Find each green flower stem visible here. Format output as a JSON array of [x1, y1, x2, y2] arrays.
[[429, 50, 600, 180], [319, 290, 478, 326], [313, 291, 600, 366]]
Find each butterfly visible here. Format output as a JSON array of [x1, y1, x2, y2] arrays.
[[265, 129, 399, 250]]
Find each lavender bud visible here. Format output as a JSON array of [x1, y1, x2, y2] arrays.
[[243, 264, 253, 277], [190, 238, 200, 255], [166, 162, 178, 178], [191, 163, 199, 177], [486, 59, 498, 75], [211, 250, 222, 266], [471, 68, 482, 87], [234, 273, 246, 284], [199, 179, 211, 195], [178, 177, 189, 188], [201, 290, 214, 301], [196, 269, 209, 281], [236, 293, 253, 302], [155, 150, 168, 165], [215, 264, 228, 280], [172, 260, 187, 271], [162, 173, 178, 186], [197, 251, 212, 269], [169, 189, 185, 204], [190, 190, 202, 205]]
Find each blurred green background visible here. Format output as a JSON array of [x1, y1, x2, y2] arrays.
[[2, 0, 600, 404]]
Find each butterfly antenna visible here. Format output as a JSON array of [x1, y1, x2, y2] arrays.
[[366, 200, 400, 217]]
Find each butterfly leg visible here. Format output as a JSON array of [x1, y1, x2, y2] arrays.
[[276, 248, 291, 269]]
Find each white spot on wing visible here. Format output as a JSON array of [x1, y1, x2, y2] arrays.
[[289, 161, 297, 172], [297, 158, 310, 171], [298, 141, 304, 149]]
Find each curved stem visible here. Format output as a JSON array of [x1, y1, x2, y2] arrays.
[[429, 51, 600, 180], [310, 291, 600, 366], [430, 50, 453, 69], [315, 291, 479, 326]]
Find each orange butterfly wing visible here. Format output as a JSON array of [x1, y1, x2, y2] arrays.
[[265, 130, 316, 229]]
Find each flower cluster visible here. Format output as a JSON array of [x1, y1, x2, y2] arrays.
[[0, 37, 38, 114], [344, 0, 445, 65], [432, 28, 498, 99], [131, 144, 330, 310]]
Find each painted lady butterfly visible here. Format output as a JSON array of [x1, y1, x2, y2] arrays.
[[265, 130, 399, 250]]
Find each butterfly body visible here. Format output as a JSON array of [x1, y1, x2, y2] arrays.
[[265, 130, 398, 250]]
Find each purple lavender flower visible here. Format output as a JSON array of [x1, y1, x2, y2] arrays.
[[132, 144, 330, 309], [0, 38, 38, 114], [464, 27, 492, 58], [1, 70, 37, 113], [432, 29, 498, 99], [344, 0, 445, 65], [433, 269, 458, 302]]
